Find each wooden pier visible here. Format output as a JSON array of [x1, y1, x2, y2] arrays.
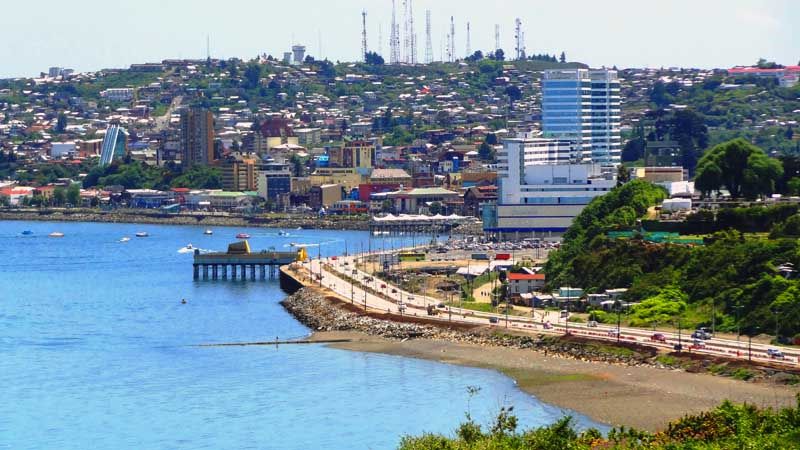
[[193, 241, 302, 281]]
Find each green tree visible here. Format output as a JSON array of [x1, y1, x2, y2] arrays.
[[478, 142, 495, 161], [559, 51, 566, 63], [66, 184, 80, 206], [243, 63, 261, 89], [428, 202, 442, 215], [695, 138, 783, 198], [616, 164, 630, 187], [364, 51, 384, 65], [53, 187, 66, 206], [505, 85, 522, 108], [55, 113, 67, 134]]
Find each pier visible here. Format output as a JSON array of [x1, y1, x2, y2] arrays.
[[193, 241, 304, 281]]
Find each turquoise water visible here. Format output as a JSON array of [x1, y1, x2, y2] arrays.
[[0, 221, 604, 449]]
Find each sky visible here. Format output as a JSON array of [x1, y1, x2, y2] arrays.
[[0, 0, 796, 78]]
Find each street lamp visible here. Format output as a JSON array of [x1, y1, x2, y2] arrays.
[[772, 307, 781, 344], [748, 327, 760, 362]]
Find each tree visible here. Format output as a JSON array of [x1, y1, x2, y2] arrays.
[[478, 142, 495, 161], [559, 51, 566, 63], [622, 137, 646, 162], [491, 49, 505, 61], [304, 55, 315, 64], [695, 138, 783, 199], [66, 184, 80, 206], [364, 51, 385, 65], [649, 81, 670, 108], [485, 133, 498, 145], [53, 187, 66, 206], [505, 85, 522, 108], [616, 164, 630, 187], [428, 201, 442, 215], [465, 50, 483, 62], [243, 63, 261, 89], [55, 113, 67, 134]]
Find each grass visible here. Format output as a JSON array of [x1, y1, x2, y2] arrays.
[[655, 354, 680, 366]]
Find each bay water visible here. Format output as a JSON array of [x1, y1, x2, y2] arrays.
[[0, 221, 603, 449]]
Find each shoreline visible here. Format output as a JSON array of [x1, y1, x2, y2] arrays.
[[0, 209, 485, 235], [0, 208, 369, 231], [281, 285, 800, 432]]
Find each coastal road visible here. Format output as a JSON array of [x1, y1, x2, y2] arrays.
[[303, 252, 800, 368]]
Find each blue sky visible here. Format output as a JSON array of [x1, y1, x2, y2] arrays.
[[0, 0, 796, 78]]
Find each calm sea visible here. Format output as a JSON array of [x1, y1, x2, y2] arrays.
[[0, 221, 604, 449]]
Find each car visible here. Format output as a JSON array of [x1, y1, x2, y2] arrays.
[[607, 329, 620, 337], [489, 317, 499, 324], [651, 333, 667, 342], [587, 320, 598, 328], [381, 284, 387, 289], [330, 256, 337, 260], [407, 296, 414, 301], [690, 340, 705, 350], [391, 288, 398, 293], [543, 322, 553, 329], [559, 310, 569, 318], [691, 330, 712, 340], [767, 348, 785, 359], [436, 302, 446, 308]]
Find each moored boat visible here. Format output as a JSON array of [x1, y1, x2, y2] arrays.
[[120, 237, 131, 242], [135, 232, 149, 238], [203, 229, 213, 235], [236, 233, 251, 239], [48, 232, 64, 238]]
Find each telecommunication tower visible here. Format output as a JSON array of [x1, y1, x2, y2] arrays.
[[424, 10, 433, 64]]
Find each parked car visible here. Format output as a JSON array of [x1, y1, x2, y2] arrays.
[[380, 283, 387, 289], [767, 348, 785, 359], [543, 322, 553, 329], [391, 288, 398, 293], [587, 320, 598, 328], [489, 317, 499, 324], [651, 333, 667, 342], [607, 328, 620, 337]]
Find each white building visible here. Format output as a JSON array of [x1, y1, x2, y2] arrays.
[[484, 135, 616, 234], [542, 69, 621, 165], [50, 142, 76, 157], [101, 88, 135, 102]]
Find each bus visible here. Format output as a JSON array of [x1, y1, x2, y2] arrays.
[[398, 252, 426, 262]]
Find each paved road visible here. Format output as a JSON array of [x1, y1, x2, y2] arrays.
[[302, 252, 799, 368]]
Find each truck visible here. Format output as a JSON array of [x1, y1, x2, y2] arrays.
[[471, 253, 489, 260], [494, 253, 511, 260]]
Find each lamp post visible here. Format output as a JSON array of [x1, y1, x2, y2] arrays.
[[734, 303, 743, 358], [748, 327, 759, 362], [616, 300, 623, 344], [772, 307, 781, 344]]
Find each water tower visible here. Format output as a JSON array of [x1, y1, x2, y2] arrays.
[[291, 45, 306, 65]]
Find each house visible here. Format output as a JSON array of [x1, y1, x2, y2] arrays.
[[0, 186, 34, 205], [507, 272, 546, 294]]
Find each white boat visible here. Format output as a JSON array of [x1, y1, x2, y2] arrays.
[[120, 237, 131, 243], [203, 229, 213, 235], [48, 232, 64, 238], [290, 242, 319, 248], [277, 230, 289, 236], [178, 243, 195, 254], [135, 232, 149, 238]]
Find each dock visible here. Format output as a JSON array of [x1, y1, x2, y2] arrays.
[[193, 240, 305, 281]]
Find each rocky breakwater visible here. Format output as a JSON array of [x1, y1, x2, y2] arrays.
[[281, 287, 655, 366]]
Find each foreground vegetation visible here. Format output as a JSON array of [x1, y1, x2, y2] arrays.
[[544, 171, 800, 341], [398, 397, 800, 449]]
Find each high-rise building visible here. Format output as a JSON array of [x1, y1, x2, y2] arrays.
[[180, 107, 215, 167], [98, 123, 128, 166], [542, 68, 621, 165], [483, 134, 616, 234]]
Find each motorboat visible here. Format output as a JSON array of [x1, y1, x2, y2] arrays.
[[178, 243, 196, 254], [48, 232, 64, 238], [277, 230, 289, 236], [119, 237, 131, 243], [135, 232, 149, 238], [21, 230, 33, 236], [236, 233, 251, 239], [203, 229, 213, 235]]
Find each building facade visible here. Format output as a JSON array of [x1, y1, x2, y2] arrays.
[[180, 107, 215, 167], [485, 135, 616, 234], [542, 69, 621, 165]]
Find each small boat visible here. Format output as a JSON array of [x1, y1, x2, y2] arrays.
[[236, 233, 251, 239], [48, 232, 64, 238], [178, 243, 195, 254], [21, 230, 33, 236], [277, 230, 289, 236], [203, 229, 213, 235], [120, 237, 131, 243], [135, 232, 149, 238]]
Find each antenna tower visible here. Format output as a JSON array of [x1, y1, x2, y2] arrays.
[[390, 0, 400, 64], [465, 22, 471, 57], [378, 23, 383, 57], [494, 24, 500, 51], [424, 10, 433, 64], [448, 16, 456, 62], [361, 10, 368, 61], [514, 18, 525, 60], [409, 0, 416, 64]]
